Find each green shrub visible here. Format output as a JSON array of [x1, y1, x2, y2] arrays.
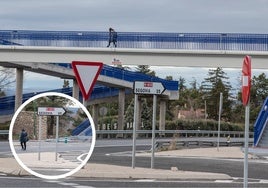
[[165, 119, 245, 132]]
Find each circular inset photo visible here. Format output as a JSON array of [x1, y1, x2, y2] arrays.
[[9, 92, 96, 179]]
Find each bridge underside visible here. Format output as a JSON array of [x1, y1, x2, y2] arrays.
[[1, 46, 268, 69], [1, 62, 132, 89]]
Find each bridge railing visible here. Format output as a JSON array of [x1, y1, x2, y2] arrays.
[[254, 97, 268, 146], [101, 64, 178, 91], [1, 30, 268, 51], [55, 63, 179, 91], [0, 87, 74, 116]]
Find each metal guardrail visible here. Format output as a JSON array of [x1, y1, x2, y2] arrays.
[[0, 130, 8, 135], [96, 130, 254, 138], [1, 129, 253, 138], [155, 139, 254, 150]]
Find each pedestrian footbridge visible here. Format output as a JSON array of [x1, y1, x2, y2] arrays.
[[254, 97, 268, 148], [0, 63, 178, 116], [0, 30, 268, 68], [1, 30, 268, 132]]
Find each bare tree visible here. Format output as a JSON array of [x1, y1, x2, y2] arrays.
[[0, 67, 15, 96]]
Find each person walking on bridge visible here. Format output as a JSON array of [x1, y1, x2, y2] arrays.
[[107, 27, 117, 48]]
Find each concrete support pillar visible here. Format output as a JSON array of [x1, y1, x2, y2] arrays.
[[159, 100, 167, 136], [15, 68, 23, 111], [92, 104, 99, 130], [72, 79, 80, 101], [117, 88, 125, 138]]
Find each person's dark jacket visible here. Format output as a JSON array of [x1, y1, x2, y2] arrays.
[[20, 131, 28, 142]]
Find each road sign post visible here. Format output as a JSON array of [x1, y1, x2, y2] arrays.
[[132, 81, 166, 169], [217, 92, 223, 152], [151, 94, 157, 169], [242, 55, 251, 188], [132, 94, 138, 168], [37, 107, 66, 161], [55, 116, 59, 161], [38, 116, 42, 161]]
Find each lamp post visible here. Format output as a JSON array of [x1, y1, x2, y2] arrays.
[[204, 100, 207, 120], [202, 96, 208, 121]]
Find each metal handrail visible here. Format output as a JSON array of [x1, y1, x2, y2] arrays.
[[254, 97, 268, 146], [1, 129, 253, 138], [0, 130, 8, 135], [1, 30, 268, 51]]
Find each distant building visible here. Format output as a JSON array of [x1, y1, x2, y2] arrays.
[[178, 109, 204, 119]]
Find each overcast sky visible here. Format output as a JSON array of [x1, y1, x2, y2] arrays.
[[1, 0, 268, 33], [2, 0, 268, 92]]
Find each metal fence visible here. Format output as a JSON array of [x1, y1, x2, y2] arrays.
[[0, 130, 8, 135], [1, 30, 268, 51], [0, 129, 253, 138], [95, 130, 253, 139]]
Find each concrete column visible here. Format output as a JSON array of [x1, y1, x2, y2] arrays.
[[15, 68, 23, 111], [159, 100, 167, 136], [92, 104, 99, 130], [117, 88, 125, 138], [72, 79, 80, 100]]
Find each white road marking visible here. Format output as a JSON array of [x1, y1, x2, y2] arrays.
[[48, 181, 96, 188], [259, 180, 268, 183], [58, 182, 79, 186], [214, 180, 233, 183], [77, 153, 88, 162], [135, 179, 156, 182]]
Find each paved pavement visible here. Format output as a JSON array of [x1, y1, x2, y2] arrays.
[[0, 146, 259, 180]]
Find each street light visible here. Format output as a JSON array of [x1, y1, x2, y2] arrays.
[[204, 100, 207, 120], [202, 96, 208, 120]]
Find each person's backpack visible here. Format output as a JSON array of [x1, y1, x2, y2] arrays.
[[113, 32, 117, 40]]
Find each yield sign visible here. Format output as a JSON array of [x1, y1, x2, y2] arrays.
[[72, 61, 103, 100]]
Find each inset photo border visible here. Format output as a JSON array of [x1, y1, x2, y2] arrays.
[[9, 92, 96, 180]]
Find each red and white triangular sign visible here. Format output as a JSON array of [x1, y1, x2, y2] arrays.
[[72, 61, 103, 100]]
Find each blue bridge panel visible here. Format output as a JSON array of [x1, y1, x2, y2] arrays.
[[54, 63, 179, 91], [0, 30, 268, 51], [254, 97, 268, 146], [71, 119, 91, 136]]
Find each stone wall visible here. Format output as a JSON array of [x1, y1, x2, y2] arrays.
[[13, 111, 47, 140]]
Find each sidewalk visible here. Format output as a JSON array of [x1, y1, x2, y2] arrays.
[[0, 147, 253, 180]]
